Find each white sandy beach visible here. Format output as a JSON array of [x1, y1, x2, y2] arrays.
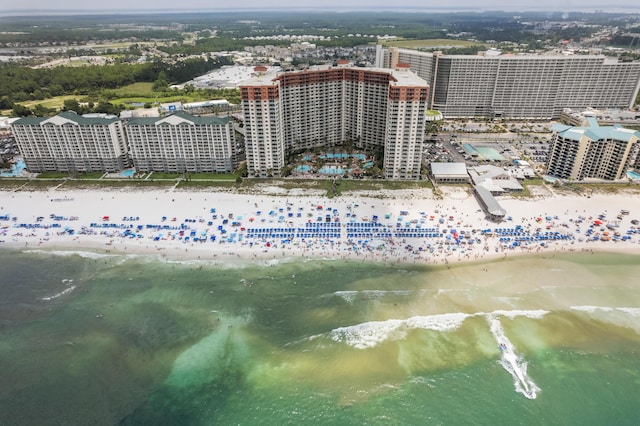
[[1, 185, 640, 264]]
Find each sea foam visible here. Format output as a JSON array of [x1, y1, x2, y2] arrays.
[[333, 289, 423, 303], [331, 309, 550, 349], [571, 305, 640, 320], [24, 249, 115, 260], [42, 285, 76, 301]]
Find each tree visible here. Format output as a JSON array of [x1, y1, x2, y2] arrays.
[[33, 104, 55, 117], [152, 71, 169, 92], [63, 99, 82, 113], [12, 104, 33, 117]]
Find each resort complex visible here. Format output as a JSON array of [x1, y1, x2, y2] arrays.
[[11, 111, 238, 174], [240, 63, 429, 179], [8, 60, 640, 186], [376, 46, 640, 119], [11, 64, 429, 180]]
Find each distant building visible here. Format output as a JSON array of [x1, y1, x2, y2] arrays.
[[159, 102, 183, 114], [430, 162, 469, 183], [240, 64, 429, 179], [376, 46, 640, 119], [547, 118, 640, 181], [11, 111, 129, 173], [0, 116, 20, 130], [183, 100, 229, 111], [126, 111, 237, 173], [182, 65, 282, 90], [560, 107, 640, 127], [120, 108, 160, 119]]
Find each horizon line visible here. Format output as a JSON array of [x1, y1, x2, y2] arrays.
[[2, 6, 640, 17]]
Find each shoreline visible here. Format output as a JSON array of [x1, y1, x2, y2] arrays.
[[2, 186, 640, 265]]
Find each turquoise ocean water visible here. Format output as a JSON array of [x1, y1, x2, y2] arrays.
[[1, 250, 639, 425]]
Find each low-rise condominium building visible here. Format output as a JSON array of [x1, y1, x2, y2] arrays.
[[11, 111, 129, 173], [126, 112, 237, 173]]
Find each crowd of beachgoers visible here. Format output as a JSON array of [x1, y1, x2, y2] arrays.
[[1, 186, 640, 264]]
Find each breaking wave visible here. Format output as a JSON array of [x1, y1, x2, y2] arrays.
[[330, 309, 548, 350]]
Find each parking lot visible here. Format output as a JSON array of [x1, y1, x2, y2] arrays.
[[423, 120, 552, 172]]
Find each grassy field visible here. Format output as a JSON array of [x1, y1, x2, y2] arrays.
[[111, 82, 155, 97], [110, 89, 212, 107], [2, 82, 239, 115], [380, 38, 486, 49], [3, 95, 81, 115]]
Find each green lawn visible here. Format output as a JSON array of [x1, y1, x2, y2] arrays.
[[187, 172, 242, 181], [6, 95, 81, 115], [62, 180, 174, 189], [111, 93, 208, 107], [111, 82, 155, 97], [37, 171, 70, 179], [177, 180, 238, 189], [77, 172, 106, 179], [146, 172, 182, 180]]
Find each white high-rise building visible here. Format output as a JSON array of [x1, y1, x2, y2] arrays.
[[126, 111, 237, 173], [376, 46, 640, 119], [11, 111, 129, 173], [240, 63, 429, 180]]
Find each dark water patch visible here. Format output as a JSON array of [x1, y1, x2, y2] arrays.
[[0, 250, 100, 328]]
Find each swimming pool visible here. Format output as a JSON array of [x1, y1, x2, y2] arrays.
[[304, 153, 367, 161], [318, 165, 349, 175], [627, 170, 640, 180], [295, 165, 312, 172], [463, 144, 504, 161], [120, 169, 135, 177], [0, 159, 26, 177], [320, 153, 366, 160]]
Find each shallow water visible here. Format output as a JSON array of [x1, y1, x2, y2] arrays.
[[1, 250, 639, 425]]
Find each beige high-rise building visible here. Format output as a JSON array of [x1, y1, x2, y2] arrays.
[[547, 118, 640, 181], [240, 63, 429, 179]]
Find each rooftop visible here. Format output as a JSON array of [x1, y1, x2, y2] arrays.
[[430, 162, 468, 176], [127, 111, 232, 126], [552, 119, 640, 143], [13, 111, 120, 126], [238, 65, 428, 88]]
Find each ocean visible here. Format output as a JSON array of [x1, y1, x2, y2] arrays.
[[1, 250, 639, 425]]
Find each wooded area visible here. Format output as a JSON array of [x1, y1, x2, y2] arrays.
[[0, 56, 232, 114]]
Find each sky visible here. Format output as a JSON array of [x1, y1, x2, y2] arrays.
[[8, 0, 640, 13]]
